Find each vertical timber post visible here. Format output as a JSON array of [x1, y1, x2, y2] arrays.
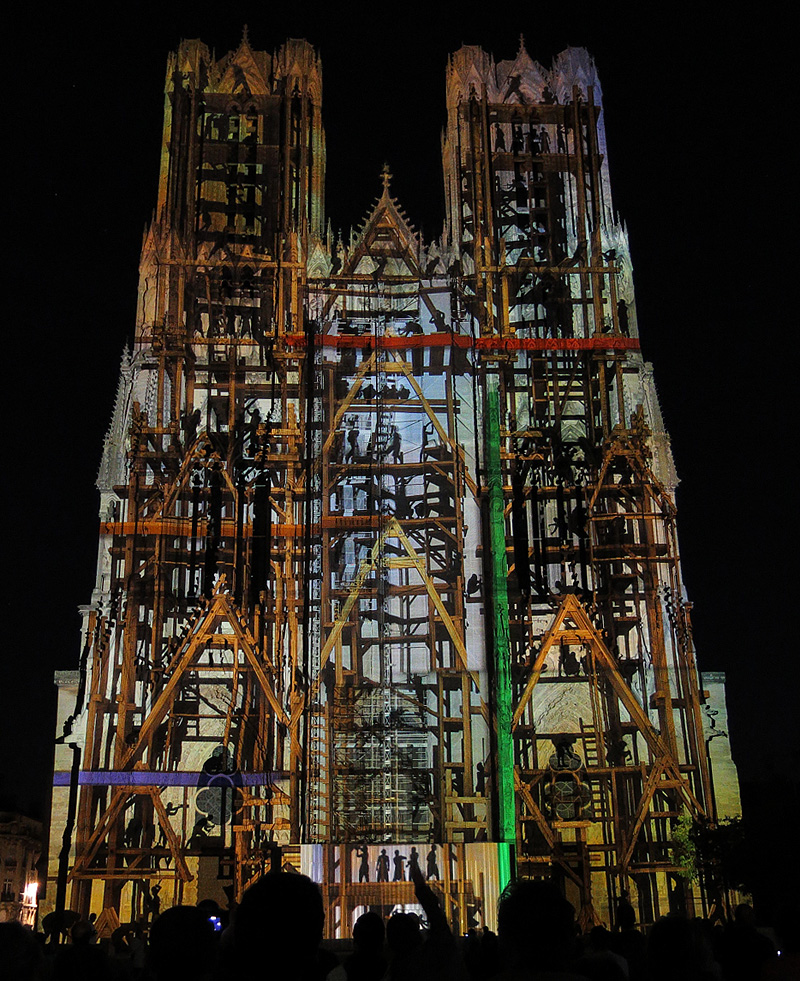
[[486, 382, 515, 891]]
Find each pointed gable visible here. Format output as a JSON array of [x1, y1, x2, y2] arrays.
[[447, 44, 500, 104], [496, 36, 550, 104], [345, 167, 421, 280], [216, 31, 272, 97], [274, 38, 322, 106], [550, 47, 602, 105]]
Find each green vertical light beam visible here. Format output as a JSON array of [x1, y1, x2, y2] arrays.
[[486, 383, 515, 891]]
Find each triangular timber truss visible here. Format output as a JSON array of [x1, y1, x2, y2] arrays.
[[71, 580, 295, 896], [512, 589, 706, 911]]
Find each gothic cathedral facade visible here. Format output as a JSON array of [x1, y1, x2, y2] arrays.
[[47, 35, 726, 934]]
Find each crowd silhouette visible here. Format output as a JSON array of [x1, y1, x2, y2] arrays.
[[2, 869, 796, 981]]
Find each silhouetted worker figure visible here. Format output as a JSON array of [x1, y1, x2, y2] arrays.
[[232, 64, 250, 95], [347, 427, 360, 463], [371, 254, 387, 284], [392, 850, 407, 881], [188, 815, 214, 848], [124, 814, 143, 849], [615, 889, 635, 930], [426, 845, 440, 880], [376, 848, 390, 882], [476, 761, 486, 795], [356, 844, 370, 883], [505, 74, 523, 101], [495, 124, 507, 151], [390, 427, 403, 463], [142, 884, 161, 925], [156, 800, 183, 847], [430, 308, 447, 331], [552, 738, 582, 771], [408, 847, 420, 877], [558, 641, 582, 677], [466, 573, 482, 596], [182, 407, 201, 446]]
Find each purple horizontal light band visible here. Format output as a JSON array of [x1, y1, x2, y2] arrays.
[[53, 771, 278, 787]]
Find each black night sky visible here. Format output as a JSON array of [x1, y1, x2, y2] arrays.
[[4, 2, 796, 912]]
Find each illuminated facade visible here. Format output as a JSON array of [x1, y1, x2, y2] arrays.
[[0, 813, 42, 926], [47, 35, 723, 933]]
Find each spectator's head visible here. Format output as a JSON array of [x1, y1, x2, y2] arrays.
[[647, 915, 715, 981], [386, 912, 422, 956], [148, 906, 217, 980], [0, 923, 44, 981], [353, 910, 385, 953], [497, 879, 577, 970], [618, 903, 636, 931], [234, 872, 324, 963], [589, 925, 613, 951]]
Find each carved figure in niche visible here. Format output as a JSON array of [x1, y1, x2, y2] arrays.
[[376, 849, 390, 882]]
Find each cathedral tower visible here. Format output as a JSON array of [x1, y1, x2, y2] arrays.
[[48, 35, 724, 934]]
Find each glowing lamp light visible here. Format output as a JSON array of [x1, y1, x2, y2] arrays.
[[23, 882, 38, 904]]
